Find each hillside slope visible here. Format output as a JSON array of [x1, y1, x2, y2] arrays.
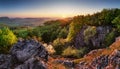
[[74, 37, 120, 69]]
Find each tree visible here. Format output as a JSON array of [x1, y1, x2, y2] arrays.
[[112, 15, 120, 32], [67, 16, 84, 41]]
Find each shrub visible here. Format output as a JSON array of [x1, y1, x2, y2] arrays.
[[62, 46, 88, 58], [62, 46, 79, 58], [0, 27, 17, 53], [53, 38, 66, 55]]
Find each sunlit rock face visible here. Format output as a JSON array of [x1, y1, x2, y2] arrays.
[[74, 26, 112, 49], [0, 39, 48, 69], [43, 43, 55, 54]]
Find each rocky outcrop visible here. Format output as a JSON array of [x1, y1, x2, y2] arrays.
[[74, 26, 112, 49], [15, 57, 46, 69], [55, 60, 74, 68], [0, 54, 11, 69], [0, 39, 48, 69], [75, 49, 120, 69]]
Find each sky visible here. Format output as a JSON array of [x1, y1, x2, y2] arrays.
[[0, 0, 120, 18]]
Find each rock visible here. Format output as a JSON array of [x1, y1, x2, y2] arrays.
[[54, 60, 74, 68], [74, 26, 112, 49], [76, 50, 120, 69], [91, 55, 109, 68], [115, 36, 120, 42], [54, 60, 64, 64], [10, 39, 48, 63], [109, 49, 120, 66], [43, 43, 55, 54], [84, 49, 103, 57], [15, 57, 47, 69], [0, 39, 48, 69], [63, 60, 74, 68], [0, 54, 11, 69]]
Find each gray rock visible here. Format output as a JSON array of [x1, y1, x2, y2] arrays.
[[15, 57, 47, 69], [63, 60, 74, 67], [0, 39, 48, 69], [74, 26, 112, 49], [10, 39, 48, 63], [76, 50, 120, 69], [0, 54, 11, 69]]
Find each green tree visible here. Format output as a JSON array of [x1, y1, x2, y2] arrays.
[[112, 15, 120, 32], [67, 16, 84, 41], [58, 27, 68, 38], [33, 23, 61, 43]]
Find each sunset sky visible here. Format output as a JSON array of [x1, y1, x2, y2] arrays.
[[0, 0, 120, 18]]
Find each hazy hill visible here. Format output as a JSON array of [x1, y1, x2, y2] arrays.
[[0, 17, 58, 27]]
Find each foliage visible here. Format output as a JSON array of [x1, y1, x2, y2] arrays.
[[67, 16, 84, 41], [58, 27, 68, 38], [53, 38, 66, 55], [62, 46, 88, 58], [112, 15, 120, 32], [84, 26, 96, 43], [98, 8, 120, 25], [33, 23, 61, 43], [13, 28, 34, 39], [62, 46, 79, 58], [104, 31, 115, 47], [0, 27, 17, 53]]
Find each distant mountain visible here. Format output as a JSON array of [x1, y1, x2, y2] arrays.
[[0, 17, 58, 27]]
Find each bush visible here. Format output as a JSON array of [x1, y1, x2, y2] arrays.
[[0, 27, 17, 53], [53, 38, 66, 55], [62, 46, 88, 58], [62, 46, 79, 58]]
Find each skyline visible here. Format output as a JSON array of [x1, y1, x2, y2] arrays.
[[0, 0, 120, 18]]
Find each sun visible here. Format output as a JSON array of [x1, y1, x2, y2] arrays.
[[62, 15, 66, 18]]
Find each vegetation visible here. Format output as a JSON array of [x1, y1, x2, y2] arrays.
[[84, 26, 96, 43], [112, 15, 120, 32], [33, 22, 69, 43], [62, 46, 87, 58], [104, 31, 116, 47], [0, 27, 17, 53], [67, 16, 84, 41], [62, 46, 80, 58], [53, 38, 66, 55]]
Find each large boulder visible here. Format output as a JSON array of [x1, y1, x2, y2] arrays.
[[15, 57, 47, 69], [0, 39, 48, 69], [10, 39, 48, 63]]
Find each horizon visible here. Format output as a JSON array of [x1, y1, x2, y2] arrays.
[[0, 0, 120, 18]]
